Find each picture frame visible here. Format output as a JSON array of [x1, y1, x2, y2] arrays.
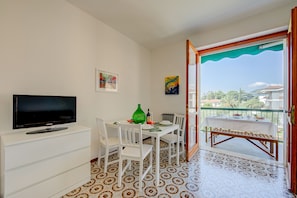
[[165, 75, 179, 95], [96, 69, 119, 92]]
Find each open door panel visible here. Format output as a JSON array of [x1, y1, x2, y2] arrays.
[[286, 6, 297, 194], [186, 40, 199, 161]]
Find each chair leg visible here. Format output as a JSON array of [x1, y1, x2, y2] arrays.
[[104, 148, 109, 173], [139, 160, 143, 192], [118, 158, 123, 188], [97, 143, 102, 168], [97, 152, 101, 167], [168, 143, 171, 164], [149, 151, 153, 173], [181, 140, 185, 158]]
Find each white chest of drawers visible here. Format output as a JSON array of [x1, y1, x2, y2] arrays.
[[0, 125, 91, 198]]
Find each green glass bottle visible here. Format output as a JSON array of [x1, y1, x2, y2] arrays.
[[132, 104, 146, 124]]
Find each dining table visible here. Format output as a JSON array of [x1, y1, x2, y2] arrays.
[[108, 121, 179, 186]]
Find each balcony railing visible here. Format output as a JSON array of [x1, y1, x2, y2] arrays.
[[199, 107, 284, 141]]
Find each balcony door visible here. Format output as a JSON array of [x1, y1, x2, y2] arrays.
[[186, 40, 199, 161], [286, 6, 297, 194]]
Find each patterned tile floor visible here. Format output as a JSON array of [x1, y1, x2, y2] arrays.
[[62, 140, 295, 198]]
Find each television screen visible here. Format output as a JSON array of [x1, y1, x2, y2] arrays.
[[13, 95, 76, 130]]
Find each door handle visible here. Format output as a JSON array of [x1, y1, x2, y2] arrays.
[[291, 105, 295, 125]]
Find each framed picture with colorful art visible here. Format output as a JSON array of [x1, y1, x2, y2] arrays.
[[96, 69, 119, 92], [165, 76, 179, 95]]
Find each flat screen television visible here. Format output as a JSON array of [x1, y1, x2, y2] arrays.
[[13, 94, 76, 134]]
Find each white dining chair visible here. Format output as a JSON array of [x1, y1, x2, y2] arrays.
[[160, 113, 186, 164], [117, 123, 153, 192], [96, 117, 120, 173]]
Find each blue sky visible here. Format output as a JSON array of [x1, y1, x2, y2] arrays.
[[200, 50, 283, 95]]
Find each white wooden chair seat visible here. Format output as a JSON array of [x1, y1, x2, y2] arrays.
[[121, 144, 153, 159], [161, 133, 182, 143]]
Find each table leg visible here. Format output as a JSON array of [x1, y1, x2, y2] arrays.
[[205, 126, 208, 142], [176, 131, 180, 166], [211, 132, 214, 147], [155, 136, 160, 186], [275, 142, 278, 161], [270, 141, 274, 154]]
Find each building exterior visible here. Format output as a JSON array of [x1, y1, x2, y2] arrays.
[[259, 85, 283, 109]]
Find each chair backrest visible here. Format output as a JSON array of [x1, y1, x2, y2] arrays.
[[118, 123, 143, 156], [173, 113, 186, 137], [96, 118, 109, 146]]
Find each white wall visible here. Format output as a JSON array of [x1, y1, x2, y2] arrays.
[[151, 42, 186, 121], [151, 3, 296, 121], [0, 0, 151, 159]]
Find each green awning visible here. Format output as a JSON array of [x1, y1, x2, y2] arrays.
[[201, 43, 283, 64]]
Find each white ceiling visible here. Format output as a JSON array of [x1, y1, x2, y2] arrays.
[[68, 0, 295, 49]]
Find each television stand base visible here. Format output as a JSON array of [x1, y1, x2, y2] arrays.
[[26, 127, 68, 134]]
